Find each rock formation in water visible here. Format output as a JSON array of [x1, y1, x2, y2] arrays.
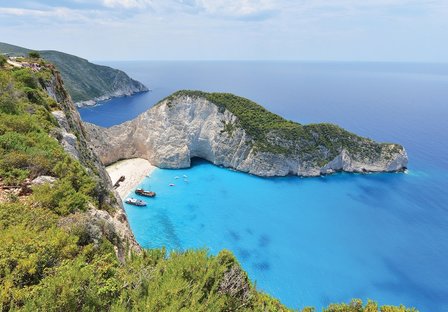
[[85, 91, 408, 177]]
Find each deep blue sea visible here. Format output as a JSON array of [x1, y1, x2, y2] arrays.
[[79, 61, 448, 311]]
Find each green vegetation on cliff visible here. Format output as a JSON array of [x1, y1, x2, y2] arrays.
[[0, 66, 416, 311], [0, 55, 6, 67], [165, 90, 404, 166], [0, 42, 147, 104]]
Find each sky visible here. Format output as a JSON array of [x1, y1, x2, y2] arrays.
[[0, 0, 447, 62]]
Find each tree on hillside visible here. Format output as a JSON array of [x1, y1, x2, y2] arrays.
[[0, 54, 6, 67], [28, 51, 41, 59]]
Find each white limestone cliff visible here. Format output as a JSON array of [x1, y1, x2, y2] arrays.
[[85, 93, 408, 177]]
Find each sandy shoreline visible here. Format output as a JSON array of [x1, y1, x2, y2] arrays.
[[106, 158, 156, 199]]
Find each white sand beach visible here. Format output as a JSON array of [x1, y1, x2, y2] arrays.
[[106, 158, 156, 199]]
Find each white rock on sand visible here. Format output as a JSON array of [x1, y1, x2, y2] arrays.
[[106, 158, 155, 199]]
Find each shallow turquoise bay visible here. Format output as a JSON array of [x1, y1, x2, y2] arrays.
[[125, 160, 447, 311]]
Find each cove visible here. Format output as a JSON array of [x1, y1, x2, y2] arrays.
[[84, 61, 448, 311], [124, 158, 448, 311]]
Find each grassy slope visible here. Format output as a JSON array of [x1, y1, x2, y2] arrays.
[[0, 42, 147, 103], [164, 90, 403, 166]]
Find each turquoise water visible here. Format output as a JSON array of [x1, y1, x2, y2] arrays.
[[80, 62, 448, 311], [125, 160, 447, 311]]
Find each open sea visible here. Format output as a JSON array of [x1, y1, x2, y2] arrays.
[[79, 61, 448, 311]]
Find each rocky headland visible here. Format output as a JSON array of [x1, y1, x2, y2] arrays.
[[0, 41, 149, 107], [85, 90, 408, 177]]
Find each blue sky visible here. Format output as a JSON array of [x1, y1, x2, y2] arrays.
[[0, 0, 447, 62]]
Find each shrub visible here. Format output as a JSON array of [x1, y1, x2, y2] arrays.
[[23, 249, 120, 312], [28, 51, 40, 59], [13, 69, 39, 89], [0, 114, 39, 134], [0, 167, 29, 185], [23, 87, 46, 106], [0, 55, 7, 67], [0, 71, 19, 114], [322, 299, 418, 312], [32, 178, 90, 215]]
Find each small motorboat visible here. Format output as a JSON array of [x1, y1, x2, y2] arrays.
[[174, 176, 180, 179], [135, 188, 156, 197], [169, 183, 175, 187], [125, 198, 147, 206], [113, 175, 126, 188], [183, 175, 188, 178]]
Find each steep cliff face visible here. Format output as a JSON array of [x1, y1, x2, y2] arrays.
[[44, 65, 140, 259], [85, 91, 408, 177]]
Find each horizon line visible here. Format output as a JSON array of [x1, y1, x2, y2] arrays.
[[92, 59, 448, 65]]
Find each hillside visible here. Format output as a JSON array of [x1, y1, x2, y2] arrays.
[[0, 42, 148, 106]]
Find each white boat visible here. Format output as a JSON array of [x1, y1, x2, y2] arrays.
[[125, 198, 147, 206]]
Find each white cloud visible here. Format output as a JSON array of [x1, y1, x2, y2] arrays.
[[192, 0, 275, 18], [289, 0, 448, 15], [0, 0, 277, 21], [0, 7, 57, 17], [102, 0, 152, 9], [0, 6, 115, 25], [0, 7, 82, 19], [99, 0, 277, 19]]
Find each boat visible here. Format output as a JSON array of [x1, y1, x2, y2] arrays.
[[169, 183, 175, 187], [125, 198, 147, 206], [113, 175, 125, 188], [135, 188, 156, 197]]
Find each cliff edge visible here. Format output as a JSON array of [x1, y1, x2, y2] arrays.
[[85, 90, 408, 177], [46, 65, 141, 258]]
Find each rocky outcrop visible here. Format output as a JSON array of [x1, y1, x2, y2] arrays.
[[0, 41, 148, 107], [85, 92, 408, 177], [31, 176, 57, 185], [43, 66, 141, 259], [74, 80, 148, 107], [39, 50, 149, 107]]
